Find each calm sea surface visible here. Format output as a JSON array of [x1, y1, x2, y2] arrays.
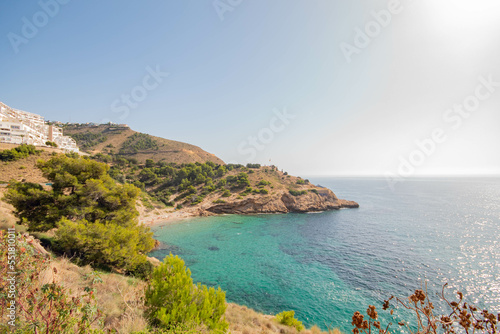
[[149, 177, 500, 332]]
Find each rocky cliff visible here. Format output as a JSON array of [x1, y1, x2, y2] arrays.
[[206, 188, 358, 215]]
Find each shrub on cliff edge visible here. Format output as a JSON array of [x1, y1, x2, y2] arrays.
[[145, 254, 228, 332]]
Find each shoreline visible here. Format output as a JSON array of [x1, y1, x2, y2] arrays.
[[140, 209, 204, 226], [138, 189, 359, 228]]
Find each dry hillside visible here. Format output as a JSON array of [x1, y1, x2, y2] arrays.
[[0, 143, 53, 184], [33, 256, 334, 334], [62, 124, 224, 165]]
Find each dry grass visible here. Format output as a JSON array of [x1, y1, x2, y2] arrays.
[[0, 188, 17, 230], [225, 303, 341, 334], [39, 257, 148, 333], [0, 149, 54, 184]]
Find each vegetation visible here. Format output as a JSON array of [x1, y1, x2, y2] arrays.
[[68, 131, 108, 149], [94, 155, 274, 207], [45, 140, 58, 147], [4, 155, 155, 274], [0, 232, 106, 333], [0, 144, 41, 161], [246, 163, 261, 169], [258, 180, 272, 187], [145, 254, 228, 332], [120, 133, 159, 154], [213, 199, 226, 204], [289, 189, 308, 196], [276, 310, 305, 332], [351, 287, 500, 334]]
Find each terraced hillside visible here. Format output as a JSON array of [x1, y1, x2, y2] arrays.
[[63, 124, 224, 165]]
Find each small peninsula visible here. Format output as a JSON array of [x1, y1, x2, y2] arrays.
[[61, 123, 359, 222]]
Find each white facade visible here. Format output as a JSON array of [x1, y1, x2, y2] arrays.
[[0, 102, 79, 152]]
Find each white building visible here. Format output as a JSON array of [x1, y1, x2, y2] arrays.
[[0, 102, 79, 152]]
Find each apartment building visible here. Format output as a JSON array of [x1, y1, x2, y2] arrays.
[[0, 102, 79, 152]]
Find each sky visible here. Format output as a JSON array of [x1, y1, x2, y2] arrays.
[[1, 0, 499, 177]]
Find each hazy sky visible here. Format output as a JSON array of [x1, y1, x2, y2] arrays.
[[1, 0, 499, 176]]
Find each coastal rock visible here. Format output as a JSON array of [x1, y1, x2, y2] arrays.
[[206, 188, 358, 215]]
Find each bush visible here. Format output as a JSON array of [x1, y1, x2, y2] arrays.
[[221, 189, 231, 197], [296, 179, 305, 185], [276, 310, 304, 332], [236, 173, 250, 188], [56, 218, 155, 273], [5, 155, 156, 272], [226, 175, 237, 183], [258, 180, 271, 187], [45, 141, 58, 147], [145, 254, 228, 332], [226, 163, 243, 170], [246, 163, 261, 169], [0, 144, 41, 161], [216, 179, 227, 188], [289, 189, 307, 196], [213, 199, 226, 204]]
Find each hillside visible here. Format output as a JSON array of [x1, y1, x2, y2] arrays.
[[62, 123, 224, 165], [0, 143, 358, 225]]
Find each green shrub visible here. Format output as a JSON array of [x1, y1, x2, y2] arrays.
[[213, 199, 226, 204], [55, 218, 155, 273], [145, 254, 228, 332], [45, 141, 58, 147], [5, 155, 155, 272], [0, 144, 41, 161], [119, 133, 159, 154], [276, 310, 304, 331], [289, 189, 307, 196], [259, 189, 269, 194], [226, 163, 243, 170], [236, 173, 250, 188], [221, 189, 231, 197], [257, 180, 271, 187], [226, 175, 237, 183], [296, 179, 305, 185]]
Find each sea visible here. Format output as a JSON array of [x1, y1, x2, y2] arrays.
[[149, 177, 500, 332]]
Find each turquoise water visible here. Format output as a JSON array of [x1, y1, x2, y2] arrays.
[[149, 177, 500, 332]]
